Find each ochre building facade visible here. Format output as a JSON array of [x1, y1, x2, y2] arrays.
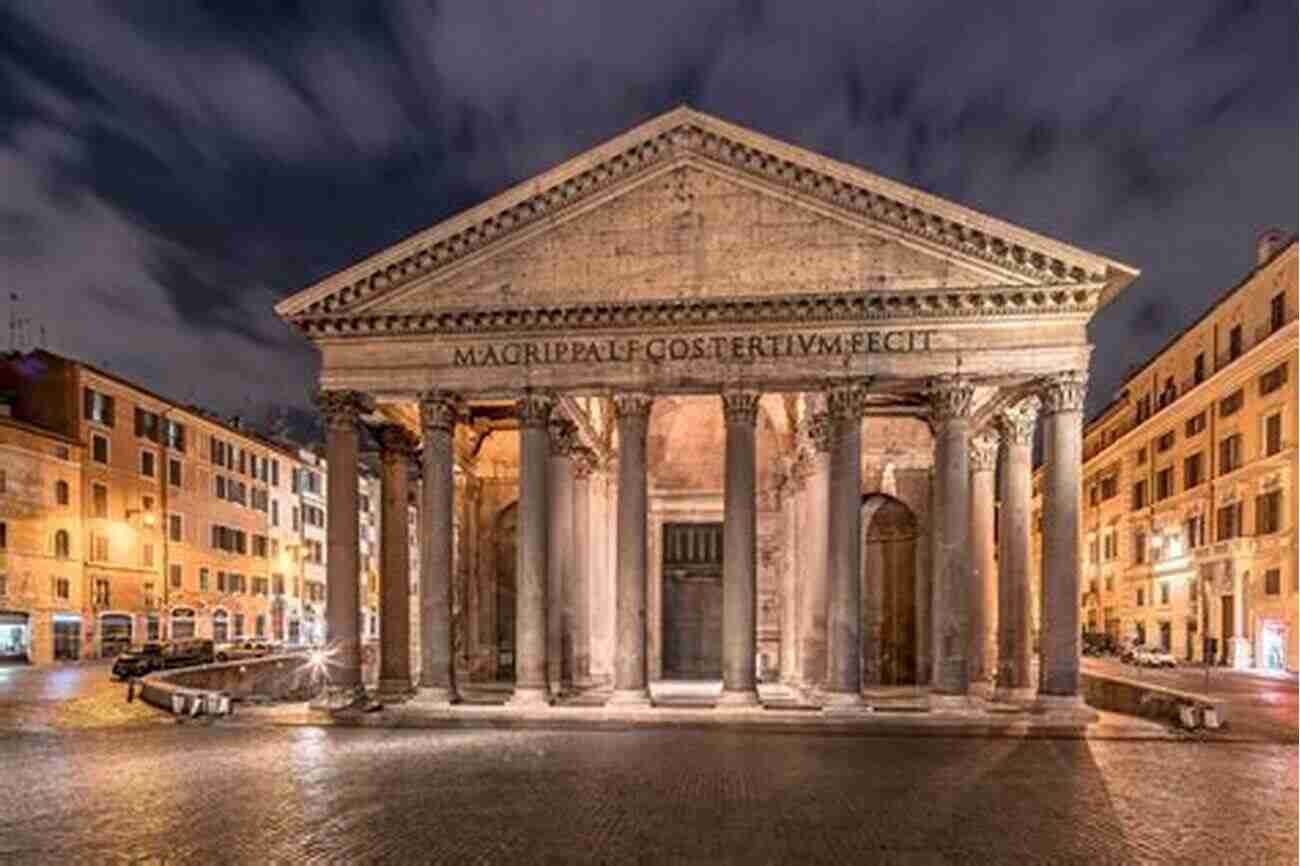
[[276, 107, 1139, 709]]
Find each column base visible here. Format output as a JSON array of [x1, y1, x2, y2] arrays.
[[607, 688, 652, 708], [1034, 694, 1088, 713], [821, 691, 866, 713], [310, 683, 367, 711], [993, 686, 1037, 705], [928, 693, 972, 714], [967, 680, 996, 701], [376, 678, 414, 704], [410, 685, 456, 707], [507, 687, 553, 708], [717, 688, 759, 708]]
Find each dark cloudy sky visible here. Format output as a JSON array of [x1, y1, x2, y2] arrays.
[[1, 1, 1295, 439]]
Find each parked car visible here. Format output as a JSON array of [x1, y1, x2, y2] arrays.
[[1136, 646, 1177, 668], [215, 640, 273, 662], [112, 639, 213, 679]]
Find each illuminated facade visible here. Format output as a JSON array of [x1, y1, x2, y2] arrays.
[[1033, 233, 1297, 671]]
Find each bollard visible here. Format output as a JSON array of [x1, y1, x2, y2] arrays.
[[1201, 706, 1221, 729], [171, 693, 186, 714], [1177, 704, 1199, 729], [127, 679, 135, 703]]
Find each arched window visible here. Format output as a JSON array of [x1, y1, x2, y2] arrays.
[[55, 480, 70, 506], [212, 609, 229, 643], [54, 530, 71, 559]]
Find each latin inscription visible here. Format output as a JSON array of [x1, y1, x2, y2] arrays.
[[452, 329, 938, 368]]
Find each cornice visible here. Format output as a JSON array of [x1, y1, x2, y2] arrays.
[[277, 107, 1135, 325], [291, 283, 1107, 339]]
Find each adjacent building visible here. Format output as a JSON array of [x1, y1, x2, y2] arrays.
[[1033, 232, 1297, 671]]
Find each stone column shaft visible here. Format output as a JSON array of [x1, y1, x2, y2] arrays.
[[799, 408, 832, 691], [611, 393, 653, 704], [510, 392, 554, 705], [968, 432, 999, 698], [316, 389, 370, 694], [377, 425, 415, 698], [721, 390, 761, 704], [1039, 372, 1087, 702], [417, 391, 457, 703], [547, 419, 577, 694], [929, 377, 974, 699], [572, 449, 596, 686], [825, 385, 867, 705], [994, 398, 1039, 702]]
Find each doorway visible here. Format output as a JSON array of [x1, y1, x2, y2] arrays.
[[53, 615, 81, 660], [862, 496, 919, 685], [1260, 622, 1287, 670], [0, 612, 30, 663], [99, 614, 132, 658], [661, 522, 724, 680], [495, 503, 518, 681]]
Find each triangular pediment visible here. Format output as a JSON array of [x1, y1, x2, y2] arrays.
[[276, 106, 1137, 326]]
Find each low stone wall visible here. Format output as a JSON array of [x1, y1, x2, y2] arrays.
[[140, 653, 315, 715], [1082, 671, 1224, 728]]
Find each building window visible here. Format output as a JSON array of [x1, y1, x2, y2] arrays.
[[164, 419, 186, 452], [1185, 412, 1206, 437], [1216, 502, 1243, 541], [199, 568, 209, 592], [1228, 324, 1243, 361], [1270, 293, 1286, 334], [1100, 475, 1118, 500], [135, 407, 161, 442], [139, 450, 155, 478], [92, 434, 108, 464], [1184, 514, 1206, 550], [1156, 467, 1174, 501], [1264, 568, 1281, 596], [1183, 453, 1203, 489], [1160, 583, 1169, 605], [256, 614, 266, 638], [1136, 447, 1147, 465], [1156, 431, 1175, 453], [1103, 531, 1116, 561], [83, 388, 115, 427], [252, 535, 269, 558], [1219, 389, 1243, 418], [168, 513, 182, 543], [0, 522, 6, 549], [1136, 588, 1145, 607], [1136, 394, 1152, 423], [168, 458, 181, 487], [233, 613, 245, 637], [169, 563, 182, 589], [1256, 490, 1283, 535], [93, 578, 110, 606], [55, 480, 69, 505], [1193, 353, 1206, 385], [92, 484, 108, 518], [1132, 480, 1147, 510], [91, 532, 109, 562], [55, 578, 70, 600], [142, 543, 154, 568], [54, 530, 70, 559], [1264, 413, 1282, 456], [271, 499, 279, 527], [1218, 434, 1242, 474], [1134, 530, 1147, 564], [1088, 537, 1099, 564], [292, 507, 300, 531], [212, 610, 228, 642], [1260, 362, 1288, 396]]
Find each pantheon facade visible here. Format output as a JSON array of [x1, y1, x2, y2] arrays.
[[276, 108, 1138, 711]]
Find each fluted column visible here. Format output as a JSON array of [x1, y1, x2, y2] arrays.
[[994, 397, 1039, 702], [547, 417, 577, 695], [571, 447, 597, 687], [509, 391, 554, 706], [315, 389, 372, 698], [928, 376, 974, 703], [825, 383, 868, 707], [416, 390, 458, 704], [610, 392, 653, 705], [799, 408, 832, 693], [377, 424, 417, 700], [1038, 371, 1087, 705], [967, 431, 999, 699], [720, 389, 761, 705]]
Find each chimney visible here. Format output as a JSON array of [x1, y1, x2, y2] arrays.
[[1256, 228, 1288, 266]]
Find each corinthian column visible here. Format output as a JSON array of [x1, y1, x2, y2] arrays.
[[415, 390, 458, 705], [1038, 371, 1087, 707], [799, 406, 832, 694], [993, 397, 1039, 702], [967, 430, 999, 699], [315, 389, 372, 702], [547, 417, 577, 695], [928, 376, 974, 704], [571, 447, 597, 687], [508, 390, 554, 707], [720, 389, 761, 706], [377, 424, 417, 701], [825, 383, 868, 707], [610, 392, 653, 705]]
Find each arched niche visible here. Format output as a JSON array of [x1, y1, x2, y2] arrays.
[[862, 494, 919, 686]]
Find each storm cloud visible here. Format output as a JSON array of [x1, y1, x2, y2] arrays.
[[0, 1, 1294, 435]]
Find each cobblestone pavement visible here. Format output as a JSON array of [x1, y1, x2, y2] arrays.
[[1084, 657, 1299, 742], [0, 662, 166, 731], [0, 723, 1295, 864]]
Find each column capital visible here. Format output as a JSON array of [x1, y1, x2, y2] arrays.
[[314, 389, 373, 430], [612, 391, 654, 421], [516, 390, 557, 429], [571, 446, 599, 479], [1038, 371, 1088, 416], [926, 375, 974, 429], [377, 424, 419, 463], [720, 390, 762, 426], [548, 417, 579, 457], [825, 382, 869, 425], [969, 431, 999, 473], [418, 389, 461, 433], [993, 396, 1042, 445], [807, 410, 834, 453]]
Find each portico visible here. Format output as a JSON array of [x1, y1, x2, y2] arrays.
[[276, 107, 1137, 715]]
